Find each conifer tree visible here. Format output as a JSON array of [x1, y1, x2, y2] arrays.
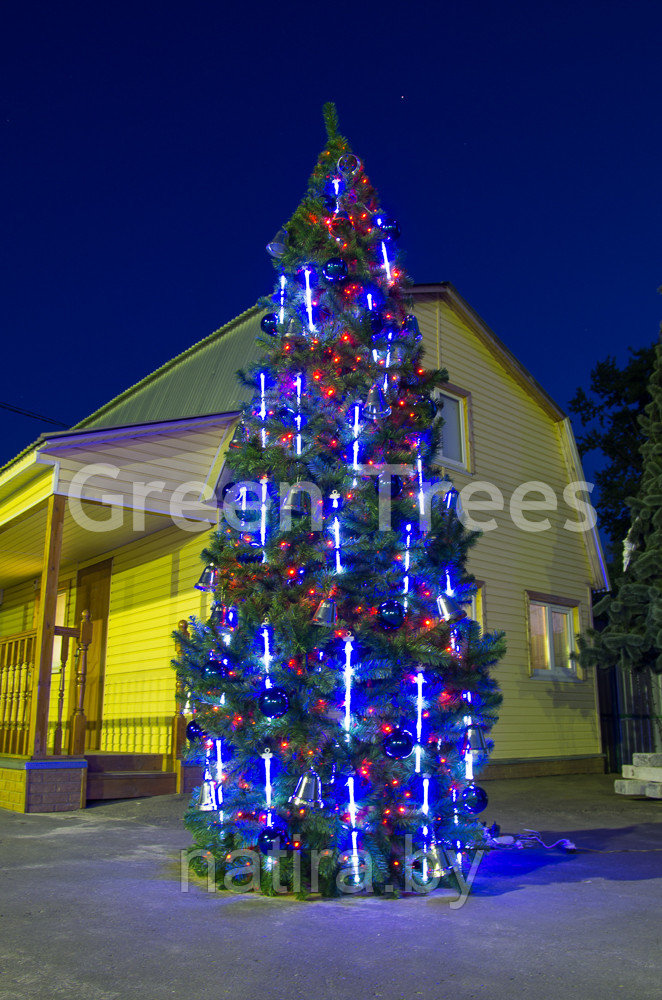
[[174, 105, 504, 897], [580, 331, 662, 676]]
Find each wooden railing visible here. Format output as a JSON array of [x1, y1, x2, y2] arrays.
[[0, 629, 36, 755], [0, 611, 92, 758]]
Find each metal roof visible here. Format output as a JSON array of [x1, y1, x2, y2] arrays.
[[74, 283, 566, 435], [73, 304, 264, 431]]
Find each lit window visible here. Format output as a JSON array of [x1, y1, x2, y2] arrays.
[[527, 595, 580, 678], [433, 389, 470, 469], [51, 590, 68, 672]]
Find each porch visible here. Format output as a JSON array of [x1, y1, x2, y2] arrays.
[[0, 416, 234, 811]]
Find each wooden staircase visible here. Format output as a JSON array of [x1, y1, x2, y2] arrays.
[[84, 752, 177, 801]]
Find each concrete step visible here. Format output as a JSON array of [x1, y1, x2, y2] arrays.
[[86, 770, 176, 801], [622, 764, 662, 781], [632, 753, 662, 767], [84, 752, 165, 773], [615, 777, 662, 799], [615, 778, 648, 796]]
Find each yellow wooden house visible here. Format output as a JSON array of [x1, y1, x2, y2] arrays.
[[0, 285, 609, 812]]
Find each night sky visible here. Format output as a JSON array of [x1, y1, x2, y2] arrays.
[[2, 1, 660, 469]]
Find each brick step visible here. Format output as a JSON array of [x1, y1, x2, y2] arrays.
[[86, 770, 176, 801], [84, 752, 164, 774], [622, 764, 662, 782]]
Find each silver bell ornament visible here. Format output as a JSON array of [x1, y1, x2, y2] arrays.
[[197, 759, 222, 812], [312, 597, 337, 627], [463, 723, 488, 753], [282, 483, 308, 518], [363, 383, 391, 421], [411, 835, 454, 882], [437, 593, 467, 624], [266, 228, 288, 258], [194, 563, 220, 593], [289, 769, 324, 809]]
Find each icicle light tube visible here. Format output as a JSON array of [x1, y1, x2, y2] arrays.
[[352, 404, 360, 472], [262, 623, 272, 688], [381, 240, 391, 281], [347, 775, 360, 883], [215, 738, 224, 822], [415, 671, 424, 773], [279, 274, 286, 325], [421, 774, 430, 881], [403, 523, 412, 607], [343, 635, 353, 736], [260, 372, 267, 448], [304, 267, 315, 331], [260, 477, 268, 546], [263, 750, 274, 870], [463, 691, 474, 781], [295, 372, 302, 456]]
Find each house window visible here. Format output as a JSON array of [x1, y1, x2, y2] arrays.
[[433, 387, 471, 470], [51, 590, 69, 672], [527, 593, 580, 679]]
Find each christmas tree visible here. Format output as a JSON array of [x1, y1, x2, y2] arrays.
[[580, 330, 662, 676], [174, 104, 504, 897]]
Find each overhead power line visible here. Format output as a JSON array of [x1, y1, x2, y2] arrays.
[[0, 400, 69, 428]]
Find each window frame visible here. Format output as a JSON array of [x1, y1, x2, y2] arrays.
[[50, 587, 70, 673], [525, 590, 582, 681], [468, 581, 485, 630], [431, 383, 473, 473]]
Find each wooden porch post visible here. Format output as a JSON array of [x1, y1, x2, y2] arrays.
[[28, 494, 65, 758]]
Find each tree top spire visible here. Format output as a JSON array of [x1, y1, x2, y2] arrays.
[[323, 101, 339, 140]]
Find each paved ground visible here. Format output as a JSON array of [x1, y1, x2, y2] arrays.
[[0, 774, 660, 1000]]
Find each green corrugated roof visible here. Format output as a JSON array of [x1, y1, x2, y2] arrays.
[[74, 304, 265, 431]]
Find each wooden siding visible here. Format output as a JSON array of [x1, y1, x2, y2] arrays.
[[99, 524, 210, 754], [0, 578, 39, 636], [0, 470, 52, 529], [0, 298, 602, 765], [417, 296, 601, 761]]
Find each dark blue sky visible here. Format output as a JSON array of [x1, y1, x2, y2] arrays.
[[1, 1, 660, 467]]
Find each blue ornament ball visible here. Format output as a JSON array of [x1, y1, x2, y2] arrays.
[[257, 826, 287, 854], [322, 257, 349, 283], [374, 474, 402, 499], [205, 650, 230, 679], [462, 784, 489, 814], [186, 719, 207, 742], [258, 686, 289, 719], [260, 313, 279, 336], [378, 599, 405, 629], [375, 215, 401, 240], [369, 311, 384, 337], [383, 726, 415, 759]]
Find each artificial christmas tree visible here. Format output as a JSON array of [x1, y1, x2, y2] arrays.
[[174, 104, 504, 896]]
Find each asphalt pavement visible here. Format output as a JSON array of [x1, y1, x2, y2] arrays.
[[0, 773, 660, 1000]]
